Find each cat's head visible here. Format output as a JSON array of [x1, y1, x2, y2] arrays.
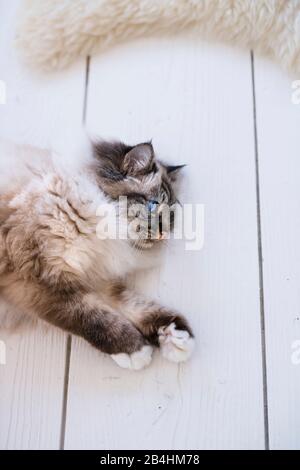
[[92, 140, 184, 249]]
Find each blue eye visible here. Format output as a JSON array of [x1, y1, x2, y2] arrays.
[[148, 200, 158, 212]]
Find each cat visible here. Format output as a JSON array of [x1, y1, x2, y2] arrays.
[[0, 137, 194, 370]]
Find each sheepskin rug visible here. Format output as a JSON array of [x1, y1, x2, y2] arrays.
[[16, 0, 300, 74]]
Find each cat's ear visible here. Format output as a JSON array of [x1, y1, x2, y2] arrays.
[[166, 164, 186, 182], [123, 142, 154, 175], [92, 140, 133, 181]]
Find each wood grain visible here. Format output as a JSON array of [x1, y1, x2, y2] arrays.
[[0, 0, 86, 449], [64, 37, 265, 450], [3, 0, 299, 450], [254, 58, 300, 450]]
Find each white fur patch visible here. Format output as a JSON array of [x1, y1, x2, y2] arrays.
[[111, 345, 153, 370], [16, 1, 300, 76], [159, 322, 194, 363]]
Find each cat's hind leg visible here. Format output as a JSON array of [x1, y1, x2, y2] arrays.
[[112, 287, 195, 363], [157, 321, 195, 363], [139, 310, 195, 363]]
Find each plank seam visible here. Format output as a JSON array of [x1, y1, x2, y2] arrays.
[[59, 334, 72, 450], [250, 50, 270, 450], [82, 56, 91, 124], [59, 56, 91, 449]]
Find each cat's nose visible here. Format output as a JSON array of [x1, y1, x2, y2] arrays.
[[147, 205, 165, 240], [147, 200, 159, 213]]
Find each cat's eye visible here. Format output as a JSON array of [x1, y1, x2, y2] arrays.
[[147, 200, 159, 212]]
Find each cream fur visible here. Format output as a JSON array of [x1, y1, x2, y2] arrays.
[[0, 138, 194, 367], [15, 0, 300, 75], [0, 139, 155, 286]]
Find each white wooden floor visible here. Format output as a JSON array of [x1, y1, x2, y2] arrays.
[[1, 1, 300, 450]]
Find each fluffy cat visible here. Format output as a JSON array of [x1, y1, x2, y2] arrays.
[[0, 138, 194, 370]]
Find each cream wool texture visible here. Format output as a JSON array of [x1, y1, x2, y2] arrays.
[[16, 0, 300, 74]]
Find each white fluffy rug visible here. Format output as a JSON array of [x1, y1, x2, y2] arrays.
[[16, 0, 300, 74]]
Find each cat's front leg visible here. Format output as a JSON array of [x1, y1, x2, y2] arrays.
[[2, 281, 153, 370], [111, 286, 195, 363], [55, 293, 155, 370]]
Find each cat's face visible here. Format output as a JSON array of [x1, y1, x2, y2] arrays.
[[92, 140, 183, 249]]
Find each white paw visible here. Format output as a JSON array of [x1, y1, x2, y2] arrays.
[[111, 345, 153, 370], [159, 322, 194, 363]]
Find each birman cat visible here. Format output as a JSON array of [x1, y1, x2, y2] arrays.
[[0, 137, 194, 370]]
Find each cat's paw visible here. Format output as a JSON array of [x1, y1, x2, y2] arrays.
[[158, 322, 195, 363], [111, 345, 153, 370]]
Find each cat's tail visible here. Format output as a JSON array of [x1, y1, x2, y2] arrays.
[[15, 0, 300, 76]]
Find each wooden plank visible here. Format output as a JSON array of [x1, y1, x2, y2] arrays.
[[254, 58, 300, 450], [65, 37, 265, 449], [0, 0, 86, 449], [0, 317, 66, 450]]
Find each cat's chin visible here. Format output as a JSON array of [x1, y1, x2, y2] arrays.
[[138, 240, 155, 250], [130, 238, 165, 251]]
